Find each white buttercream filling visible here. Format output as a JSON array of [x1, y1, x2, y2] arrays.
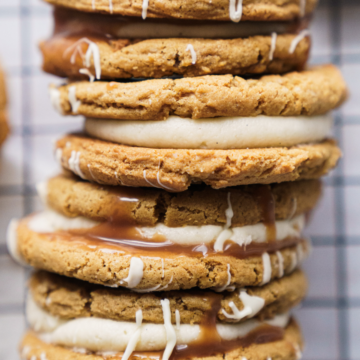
[[27, 209, 305, 247], [27, 295, 289, 353], [6, 218, 28, 266], [84, 114, 332, 150]]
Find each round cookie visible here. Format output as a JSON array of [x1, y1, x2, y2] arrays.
[[29, 269, 307, 324], [44, 174, 322, 226], [41, 34, 310, 80], [20, 319, 303, 360], [52, 65, 347, 120], [14, 216, 310, 289], [42, 0, 317, 21], [55, 134, 340, 191]]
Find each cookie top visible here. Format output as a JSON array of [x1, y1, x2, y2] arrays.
[[52, 65, 347, 120], [55, 135, 340, 191], [15, 215, 309, 289], [29, 269, 307, 324], [42, 0, 317, 21], [44, 174, 321, 227], [41, 34, 310, 80]]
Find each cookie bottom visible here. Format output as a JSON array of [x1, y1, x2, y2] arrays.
[[20, 319, 303, 360]]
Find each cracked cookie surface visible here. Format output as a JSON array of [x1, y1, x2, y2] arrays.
[[41, 34, 310, 79], [53, 65, 347, 120], [45, 174, 321, 227], [29, 269, 307, 324], [55, 135, 340, 191]]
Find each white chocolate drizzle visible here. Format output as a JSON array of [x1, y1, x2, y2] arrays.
[[49, 87, 63, 115], [293, 343, 303, 359], [122, 310, 143, 360], [143, 163, 175, 191], [229, 0, 243, 22], [214, 193, 235, 252], [142, 0, 149, 19], [289, 252, 298, 272], [143, 170, 162, 189], [68, 151, 86, 179], [222, 289, 265, 320], [213, 264, 235, 292], [276, 251, 284, 278], [175, 310, 181, 330], [269, 32, 277, 60], [40, 353, 48, 360], [157, 171, 174, 191], [87, 164, 106, 185], [92, 0, 95, 9], [108, 0, 113, 13], [123, 257, 144, 288], [54, 148, 63, 166], [289, 29, 310, 54], [64, 38, 101, 79], [186, 44, 197, 64], [261, 252, 271, 285], [161, 299, 177, 360], [133, 276, 173, 293], [68, 86, 81, 113], [79, 68, 95, 82]]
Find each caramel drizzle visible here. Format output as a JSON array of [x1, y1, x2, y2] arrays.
[[52, 223, 301, 260], [171, 294, 283, 360], [99, 293, 285, 360], [250, 185, 276, 242], [39, 182, 300, 259]]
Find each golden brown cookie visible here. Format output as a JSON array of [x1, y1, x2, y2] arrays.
[[15, 215, 309, 289], [29, 269, 307, 324], [45, 174, 321, 226], [42, 0, 317, 21], [41, 34, 310, 79], [0, 111, 9, 147], [53, 65, 347, 120], [20, 319, 303, 360], [55, 135, 340, 191]]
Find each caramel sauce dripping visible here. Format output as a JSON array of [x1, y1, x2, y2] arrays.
[[52, 223, 301, 260], [250, 185, 276, 242], [99, 294, 284, 360], [37, 182, 300, 259]]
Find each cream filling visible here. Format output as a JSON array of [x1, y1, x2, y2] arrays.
[[84, 114, 332, 150], [27, 209, 305, 247], [27, 295, 289, 353]]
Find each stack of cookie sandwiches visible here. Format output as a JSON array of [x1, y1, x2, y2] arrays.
[[0, 63, 9, 148], [8, 0, 349, 359]]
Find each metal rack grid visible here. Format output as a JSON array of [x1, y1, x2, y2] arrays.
[[0, 0, 359, 358]]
